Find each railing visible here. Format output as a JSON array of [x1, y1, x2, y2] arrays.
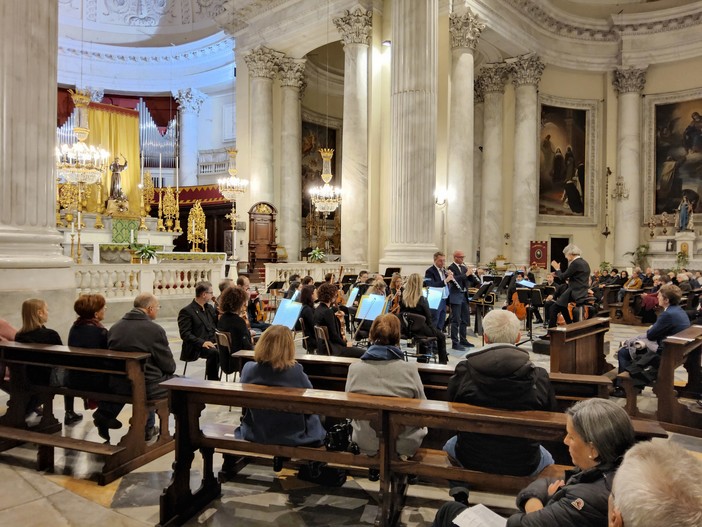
[[264, 262, 367, 285], [74, 258, 226, 298], [198, 149, 229, 178]]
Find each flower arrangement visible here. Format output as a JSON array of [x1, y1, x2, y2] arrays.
[[130, 243, 158, 262], [308, 247, 326, 263]]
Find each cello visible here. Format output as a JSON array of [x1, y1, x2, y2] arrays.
[[507, 292, 527, 321]]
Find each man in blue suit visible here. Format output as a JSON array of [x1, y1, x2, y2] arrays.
[[447, 250, 476, 350], [425, 251, 451, 331]]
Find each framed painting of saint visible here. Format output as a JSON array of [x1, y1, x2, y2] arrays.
[[537, 95, 599, 226]]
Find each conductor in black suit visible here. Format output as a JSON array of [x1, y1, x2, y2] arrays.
[[547, 244, 591, 328], [424, 251, 451, 331], [178, 281, 219, 380]]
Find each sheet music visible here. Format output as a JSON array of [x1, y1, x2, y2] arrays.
[[270, 299, 303, 329], [424, 287, 444, 309], [345, 287, 360, 307], [451, 504, 507, 527]]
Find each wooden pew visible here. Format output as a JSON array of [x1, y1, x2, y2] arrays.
[[157, 379, 666, 527], [549, 317, 610, 375], [0, 341, 174, 485], [609, 290, 645, 325], [618, 325, 702, 437], [232, 350, 612, 409]]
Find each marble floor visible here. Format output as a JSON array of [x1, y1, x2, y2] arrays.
[[0, 315, 700, 526]]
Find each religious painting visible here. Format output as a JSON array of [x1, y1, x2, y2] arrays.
[[652, 95, 702, 215], [301, 119, 340, 219], [538, 95, 599, 226]]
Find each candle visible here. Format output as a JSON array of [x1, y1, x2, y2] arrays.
[[130, 229, 134, 244], [140, 152, 144, 187], [205, 229, 208, 245], [191, 219, 195, 234], [175, 154, 179, 193], [71, 221, 75, 235], [159, 153, 163, 188], [77, 211, 81, 228]]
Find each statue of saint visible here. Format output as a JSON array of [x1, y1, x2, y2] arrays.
[[109, 155, 128, 200], [676, 195, 693, 232]]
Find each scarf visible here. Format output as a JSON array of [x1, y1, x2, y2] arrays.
[[360, 344, 404, 361]]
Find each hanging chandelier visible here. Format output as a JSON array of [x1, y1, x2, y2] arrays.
[[56, 89, 110, 185], [217, 148, 249, 199], [309, 148, 341, 214]]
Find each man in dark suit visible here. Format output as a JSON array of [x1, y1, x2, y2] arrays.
[[447, 250, 475, 350], [424, 251, 451, 331], [547, 244, 591, 328], [177, 281, 219, 380]]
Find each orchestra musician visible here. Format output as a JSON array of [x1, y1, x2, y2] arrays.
[[424, 251, 452, 331], [400, 273, 448, 364], [389, 274, 403, 315], [313, 283, 365, 358], [447, 250, 475, 351]]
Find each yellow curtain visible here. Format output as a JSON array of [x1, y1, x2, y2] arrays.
[[88, 104, 140, 215]]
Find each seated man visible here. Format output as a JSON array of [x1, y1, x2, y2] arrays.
[[178, 281, 219, 380], [609, 441, 702, 527], [444, 309, 557, 477], [615, 283, 690, 394], [106, 293, 176, 442]]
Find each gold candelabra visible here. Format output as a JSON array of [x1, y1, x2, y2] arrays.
[[187, 200, 206, 252], [138, 171, 155, 231]]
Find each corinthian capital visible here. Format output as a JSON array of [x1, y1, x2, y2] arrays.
[[449, 8, 485, 50], [174, 88, 206, 114], [511, 55, 545, 87], [279, 57, 307, 91], [474, 77, 485, 103], [244, 46, 282, 79], [478, 64, 509, 94], [333, 7, 372, 46], [612, 67, 647, 94]]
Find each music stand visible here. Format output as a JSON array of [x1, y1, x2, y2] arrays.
[[267, 281, 286, 293], [495, 273, 513, 300], [342, 274, 356, 284], [384, 267, 401, 277], [470, 282, 493, 344], [515, 288, 545, 346]]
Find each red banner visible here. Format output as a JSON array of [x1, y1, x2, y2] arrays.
[[530, 241, 548, 269]]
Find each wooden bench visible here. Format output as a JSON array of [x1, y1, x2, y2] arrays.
[[233, 349, 613, 409], [549, 317, 611, 375], [618, 325, 702, 437], [0, 341, 174, 485], [157, 379, 666, 527]]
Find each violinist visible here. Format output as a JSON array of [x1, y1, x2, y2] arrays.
[[389, 274, 403, 315], [237, 276, 271, 332], [313, 283, 364, 358]]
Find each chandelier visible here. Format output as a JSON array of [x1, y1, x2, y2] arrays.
[[309, 148, 341, 214], [218, 148, 249, 199], [56, 89, 110, 185]]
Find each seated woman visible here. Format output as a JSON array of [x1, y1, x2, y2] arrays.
[[217, 286, 254, 374], [617, 268, 643, 302], [615, 283, 690, 394], [15, 298, 82, 424], [66, 294, 122, 438], [313, 283, 365, 358], [432, 398, 636, 527], [399, 273, 448, 364], [345, 314, 427, 459], [296, 284, 317, 352]]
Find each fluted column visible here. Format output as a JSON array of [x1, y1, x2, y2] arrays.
[[510, 55, 544, 266], [174, 88, 206, 187], [478, 65, 509, 263], [447, 7, 485, 260], [0, 0, 74, 330], [244, 46, 281, 204], [613, 67, 647, 266], [278, 57, 306, 262], [381, 0, 438, 268], [334, 7, 371, 264], [472, 80, 484, 264]]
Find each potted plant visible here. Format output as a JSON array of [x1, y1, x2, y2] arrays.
[[130, 243, 158, 263], [599, 261, 611, 274], [624, 244, 649, 269], [675, 250, 689, 271], [308, 247, 326, 263]]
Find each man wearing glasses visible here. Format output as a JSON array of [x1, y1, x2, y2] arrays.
[[178, 281, 219, 380]]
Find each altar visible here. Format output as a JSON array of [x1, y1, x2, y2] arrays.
[[647, 231, 700, 269]]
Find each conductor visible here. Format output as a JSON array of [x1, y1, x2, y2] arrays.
[[547, 244, 590, 328]]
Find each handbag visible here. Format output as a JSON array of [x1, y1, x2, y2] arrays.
[[324, 419, 360, 454]]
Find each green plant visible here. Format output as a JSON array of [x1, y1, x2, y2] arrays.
[[675, 250, 689, 271], [308, 247, 326, 263], [599, 261, 612, 273], [624, 244, 649, 269], [486, 259, 497, 273], [130, 243, 158, 261]]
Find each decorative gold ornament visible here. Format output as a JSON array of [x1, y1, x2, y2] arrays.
[[187, 200, 206, 252]]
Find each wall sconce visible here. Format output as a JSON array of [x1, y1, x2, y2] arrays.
[[382, 40, 391, 47], [435, 189, 447, 207]]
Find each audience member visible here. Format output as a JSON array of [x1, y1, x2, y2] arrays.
[[216, 286, 254, 374]]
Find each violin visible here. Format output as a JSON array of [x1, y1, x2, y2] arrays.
[[507, 292, 527, 321], [335, 309, 347, 343], [390, 288, 402, 315], [335, 265, 345, 305]]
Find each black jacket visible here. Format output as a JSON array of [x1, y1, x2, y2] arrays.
[[554, 257, 591, 305], [507, 464, 616, 527], [15, 326, 61, 385], [448, 343, 557, 476], [177, 300, 217, 362]]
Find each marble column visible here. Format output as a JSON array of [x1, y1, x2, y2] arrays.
[[173, 88, 206, 187], [472, 80, 484, 264], [244, 46, 282, 205], [0, 0, 75, 331], [334, 7, 371, 264], [447, 7, 484, 261], [478, 65, 509, 264], [381, 0, 439, 269], [510, 55, 544, 267], [613, 67, 647, 266], [278, 57, 306, 262]]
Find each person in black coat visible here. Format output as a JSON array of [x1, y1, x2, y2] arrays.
[[548, 244, 591, 327], [296, 284, 317, 352], [217, 285, 254, 374], [313, 283, 364, 358], [399, 273, 448, 364], [178, 281, 219, 380], [15, 298, 82, 424]]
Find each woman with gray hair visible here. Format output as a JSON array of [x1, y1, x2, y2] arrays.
[[505, 398, 635, 527]]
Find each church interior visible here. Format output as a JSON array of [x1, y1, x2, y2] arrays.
[[2, 0, 702, 525]]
